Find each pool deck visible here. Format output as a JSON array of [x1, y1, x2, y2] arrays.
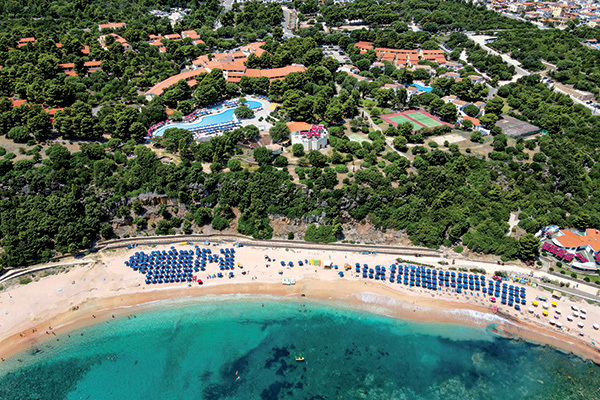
[[152, 96, 273, 138]]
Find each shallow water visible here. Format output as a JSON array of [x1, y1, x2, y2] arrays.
[[0, 296, 599, 400]]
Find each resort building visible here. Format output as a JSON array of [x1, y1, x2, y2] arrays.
[[541, 228, 600, 271], [98, 22, 127, 30], [99, 33, 131, 50], [288, 122, 329, 151], [145, 42, 305, 99]]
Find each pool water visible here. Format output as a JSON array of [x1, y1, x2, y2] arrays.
[[153, 100, 262, 137], [411, 83, 433, 92]]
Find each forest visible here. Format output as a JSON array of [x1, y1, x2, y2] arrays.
[[1, 0, 600, 269]]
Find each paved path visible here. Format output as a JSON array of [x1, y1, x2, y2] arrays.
[[538, 282, 600, 303], [0, 260, 91, 285]]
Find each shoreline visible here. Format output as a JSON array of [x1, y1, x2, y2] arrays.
[[1, 278, 599, 366]]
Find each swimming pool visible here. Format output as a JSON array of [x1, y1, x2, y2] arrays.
[[153, 100, 262, 137], [411, 83, 433, 92]]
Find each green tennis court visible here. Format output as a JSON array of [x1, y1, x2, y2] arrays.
[[407, 112, 442, 128], [389, 115, 422, 130]]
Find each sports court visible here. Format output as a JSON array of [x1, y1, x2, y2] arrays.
[[381, 110, 450, 132], [388, 115, 422, 130], [406, 112, 443, 128]]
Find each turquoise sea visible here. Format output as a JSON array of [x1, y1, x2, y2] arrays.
[[0, 296, 599, 400]]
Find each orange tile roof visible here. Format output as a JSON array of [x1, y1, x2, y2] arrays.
[[556, 229, 600, 252], [462, 116, 480, 126], [240, 42, 265, 57], [166, 108, 175, 116], [45, 108, 63, 115], [64, 70, 77, 76], [181, 30, 201, 40], [354, 41, 373, 50], [12, 99, 27, 107], [164, 34, 181, 40], [99, 22, 126, 29], [84, 61, 102, 67], [81, 45, 90, 54], [55, 43, 62, 48], [286, 121, 312, 132], [59, 63, 75, 69], [19, 37, 36, 43], [145, 68, 210, 96]]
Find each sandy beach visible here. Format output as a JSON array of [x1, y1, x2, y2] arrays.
[[1, 242, 600, 365]]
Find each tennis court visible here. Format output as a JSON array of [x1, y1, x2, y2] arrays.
[[389, 115, 423, 130], [407, 112, 442, 128]]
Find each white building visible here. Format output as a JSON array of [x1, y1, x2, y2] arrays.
[[287, 122, 328, 151]]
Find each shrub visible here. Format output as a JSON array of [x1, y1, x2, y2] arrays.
[[570, 272, 577, 279], [7, 126, 31, 143], [335, 164, 348, 174], [211, 215, 230, 231], [453, 246, 464, 253], [556, 261, 562, 267], [287, 232, 294, 240], [549, 267, 554, 272], [584, 277, 591, 282], [19, 277, 32, 285], [428, 141, 438, 148], [536, 260, 542, 266], [292, 143, 304, 157], [273, 155, 288, 168], [304, 223, 337, 243], [469, 268, 486, 274], [559, 270, 566, 274], [227, 158, 242, 171]]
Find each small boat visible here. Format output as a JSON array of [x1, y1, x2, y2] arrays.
[[295, 357, 305, 362]]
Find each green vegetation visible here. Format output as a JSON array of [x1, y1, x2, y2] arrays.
[[2, 0, 600, 273]]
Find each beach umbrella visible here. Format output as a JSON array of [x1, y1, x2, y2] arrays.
[[578, 322, 585, 328], [528, 307, 534, 313], [567, 316, 573, 322], [581, 308, 587, 314], [593, 324, 599, 330], [542, 310, 549, 316], [556, 322, 563, 328]]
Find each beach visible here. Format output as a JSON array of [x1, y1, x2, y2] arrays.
[[1, 242, 600, 365]]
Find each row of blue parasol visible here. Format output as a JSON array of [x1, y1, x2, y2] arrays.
[[354, 263, 526, 310]]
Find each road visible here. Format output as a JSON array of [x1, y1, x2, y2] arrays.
[[467, 34, 530, 78], [281, 6, 296, 38]]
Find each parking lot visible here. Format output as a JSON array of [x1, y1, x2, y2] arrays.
[[320, 44, 351, 64]]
